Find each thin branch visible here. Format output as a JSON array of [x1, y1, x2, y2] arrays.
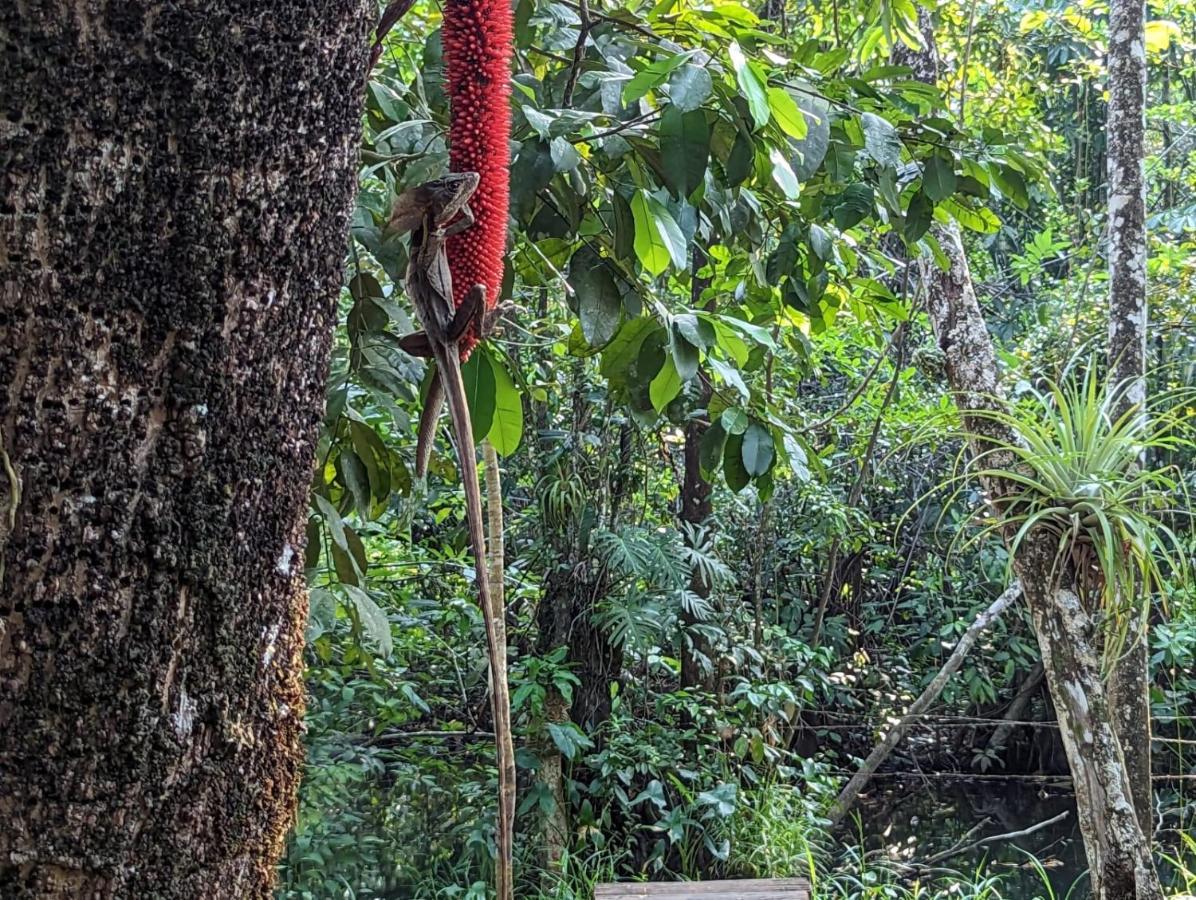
[[562, 0, 591, 107], [369, 0, 418, 72], [828, 581, 1023, 826], [922, 811, 1071, 867]]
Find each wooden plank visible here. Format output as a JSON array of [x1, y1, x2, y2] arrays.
[[595, 878, 810, 899]]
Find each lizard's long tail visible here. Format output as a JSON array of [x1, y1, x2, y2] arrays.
[[436, 348, 515, 900]]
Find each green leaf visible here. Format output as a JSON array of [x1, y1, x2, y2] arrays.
[[549, 136, 581, 172], [903, 190, 934, 243], [631, 190, 671, 276], [645, 193, 688, 269], [699, 421, 728, 476], [485, 350, 523, 456], [723, 431, 750, 491], [808, 223, 832, 260], [668, 63, 713, 112], [767, 87, 807, 139], [941, 197, 1000, 234], [570, 245, 622, 347], [922, 153, 957, 202], [709, 356, 749, 401], [650, 357, 682, 411], [460, 353, 496, 442], [660, 107, 710, 199], [769, 148, 800, 199], [728, 42, 770, 129], [546, 722, 594, 761], [624, 51, 695, 104], [832, 184, 875, 230], [860, 112, 901, 169], [741, 421, 774, 476], [338, 449, 371, 519], [342, 584, 393, 658], [789, 94, 830, 180], [673, 313, 715, 349], [724, 129, 755, 187], [669, 324, 700, 381], [600, 316, 661, 384], [720, 407, 748, 434]]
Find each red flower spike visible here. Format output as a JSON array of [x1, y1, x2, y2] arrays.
[[442, 0, 513, 357]]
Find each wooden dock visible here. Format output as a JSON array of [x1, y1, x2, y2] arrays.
[[595, 878, 811, 898]]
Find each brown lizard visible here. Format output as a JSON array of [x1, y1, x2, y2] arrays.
[[388, 174, 505, 479], [386, 172, 516, 895]]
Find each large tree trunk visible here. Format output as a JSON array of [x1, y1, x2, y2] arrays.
[[1105, 0, 1153, 840], [0, 3, 370, 897], [921, 225, 1161, 900]]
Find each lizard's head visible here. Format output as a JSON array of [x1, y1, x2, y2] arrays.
[[386, 172, 481, 236]]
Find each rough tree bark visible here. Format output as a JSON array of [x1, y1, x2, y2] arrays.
[[1105, 0, 1153, 840], [0, 3, 371, 897]]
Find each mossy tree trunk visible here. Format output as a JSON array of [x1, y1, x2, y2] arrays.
[[0, 2, 371, 896]]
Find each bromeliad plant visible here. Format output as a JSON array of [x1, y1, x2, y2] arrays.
[[961, 363, 1193, 666]]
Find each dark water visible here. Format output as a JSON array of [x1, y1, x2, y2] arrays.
[[856, 777, 1088, 896]]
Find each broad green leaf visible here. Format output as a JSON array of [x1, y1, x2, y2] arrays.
[[570, 245, 622, 347], [342, 584, 393, 658], [600, 316, 661, 383], [832, 184, 875, 230], [631, 190, 671, 276], [546, 722, 594, 761], [660, 107, 711, 199], [460, 353, 496, 442], [674, 313, 715, 349], [860, 112, 901, 169], [1019, 10, 1048, 31], [1145, 20, 1182, 54], [669, 63, 713, 111], [728, 42, 770, 129], [769, 148, 800, 199], [721, 407, 748, 435], [337, 449, 371, 519], [485, 351, 524, 456], [709, 357, 749, 401], [940, 197, 1000, 234], [723, 431, 750, 491], [645, 193, 689, 269], [790, 93, 830, 180], [650, 357, 682, 411], [669, 324, 700, 380], [767, 87, 807, 139], [922, 153, 957, 202], [741, 421, 774, 476], [624, 51, 695, 104], [808, 223, 832, 260], [699, 421, 728, 476], [903, 190, 934, 243]]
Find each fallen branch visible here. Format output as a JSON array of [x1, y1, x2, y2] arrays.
[[922, 810, 1070, 867], [828, 581, 1022, 825]]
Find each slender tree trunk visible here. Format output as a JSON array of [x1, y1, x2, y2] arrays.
[[897, 15, 1161, 894], [920, 225, 1162, 900], [1105, 0, 1153, 841], [0, 4, 370, 897], [679, 246, 715, 692]]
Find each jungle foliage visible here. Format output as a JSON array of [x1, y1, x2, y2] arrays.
[[280, 0, 1196, 896]]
